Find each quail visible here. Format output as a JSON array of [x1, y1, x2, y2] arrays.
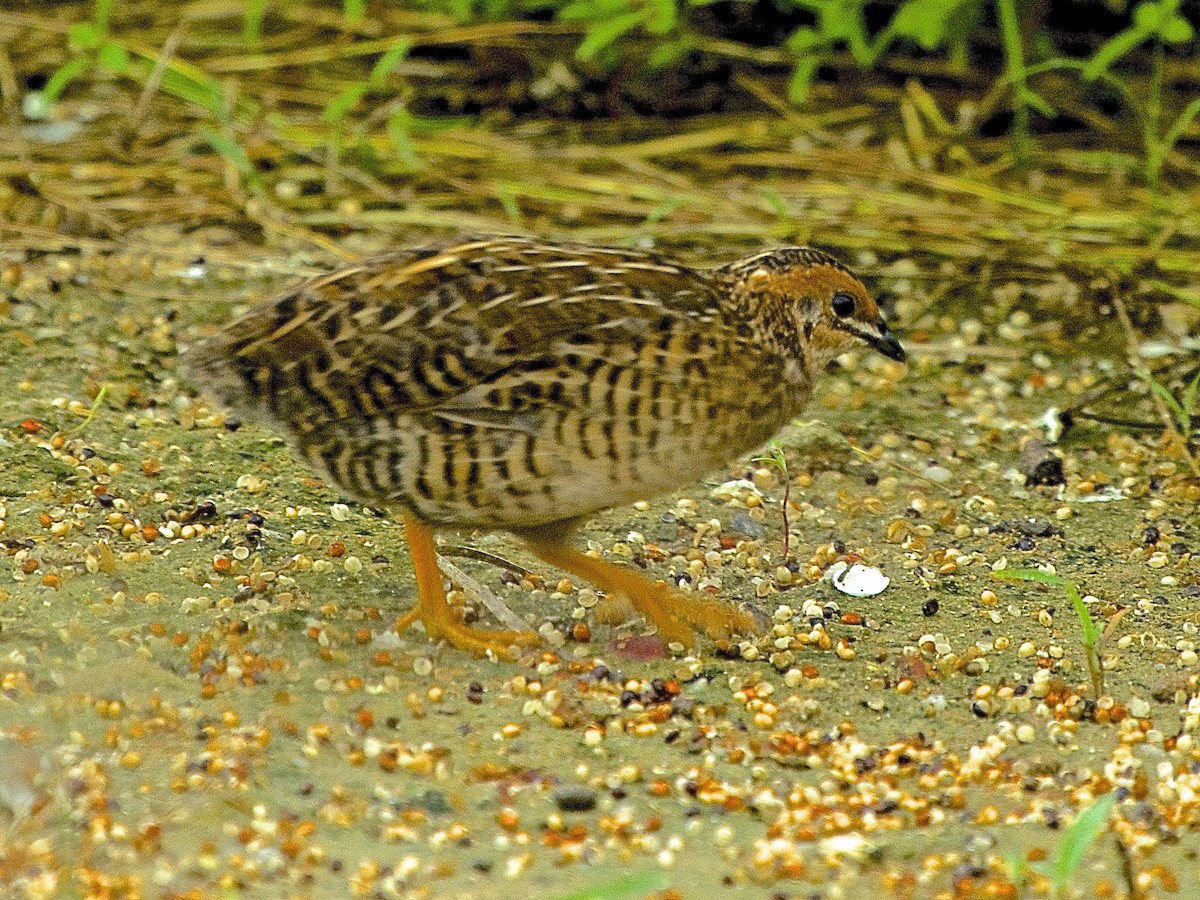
[[183, 235, 905, 657]]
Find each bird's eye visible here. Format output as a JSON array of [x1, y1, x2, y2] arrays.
[[831, 292, 856, 317]]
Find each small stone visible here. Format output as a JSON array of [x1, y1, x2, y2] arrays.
[[1015, 518, 1058, 537], [729, 512, 765, 540], [553, 785, 598, 812], [1018, 439, 1064, 486], [922, 465, 953, 483]]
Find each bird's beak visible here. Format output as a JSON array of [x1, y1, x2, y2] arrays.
[[868, 324, 906, 362]]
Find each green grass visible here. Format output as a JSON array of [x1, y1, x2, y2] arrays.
[[1039, 794, 1118, 899], [1137, 365, 1200, 443], [30, 0, 1200, 193], [993, 567, 1105, 699], [751, 443, 792, 559], [553, 871, 670, 900]]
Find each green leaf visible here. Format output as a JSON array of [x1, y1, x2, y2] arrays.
[[386, 107, 421, 171], [993, 567, 1068, 588], [993, 567, 1098, 645], [160, 68, 225, 118], [804, 1, 873, 64], [324, 83, 368, 124], [369, 39, 413, 86], [69, 22, 104, 50], [645, 0, 677, 35], [406, 112, 474, 132], [1138, 367, 1189, 426], [1161, 14, 1194, 43], [96, 41, 129, 75], [1132, 0, 1166, 31], [1082, 26, 1150, 80], [343, 0, 365, 23], [1021, 86, 1056, 117], [575, 10, 644, 61], [752, 443, 788, 472], [1155, 95, 1200, 173], [890, 0, 970, 51], [94, 0, 116, 32], [643, 195, 687, 227], [1052, 794, 1116, 885], [787, 26, 819, 52], [559, 0, 630, 21], [202, 127, 259, 186], [1002, 851, 1027, 890], [554, 871, 670, 900], [42, 56, 92, 104], [443, 0, 473, 21], [757, 186, 790, 221], [484, 0, 522, 16], [647, 36, 694, 70], [787, 56, 820, 105], [243, 0, 269, 45], [497, 183, 521, 221]]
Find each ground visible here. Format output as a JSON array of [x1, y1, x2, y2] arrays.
[[1, 238, 1198, 898]]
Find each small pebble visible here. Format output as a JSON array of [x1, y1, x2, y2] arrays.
[[553, 786, 598, 812]]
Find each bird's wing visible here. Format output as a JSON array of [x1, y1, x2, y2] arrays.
[[183, 235, 734, 437]]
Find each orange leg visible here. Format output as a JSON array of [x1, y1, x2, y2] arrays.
[[521, 535, 758, 648], [395, 516, 536, 658]]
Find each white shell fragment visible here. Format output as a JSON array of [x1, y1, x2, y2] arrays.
[[820, 832, 877, 861], [711, 478, 762, 501], [826, 561, 891, 598], [1073, 486, 1128, 503], [1041, 407, 1064, 444]]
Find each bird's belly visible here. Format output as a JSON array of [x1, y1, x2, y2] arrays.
[[298, 383, 798, 531], [414, 409, 785, 530]]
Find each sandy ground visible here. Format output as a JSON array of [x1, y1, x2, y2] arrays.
[[0, 247, 1197, 899]]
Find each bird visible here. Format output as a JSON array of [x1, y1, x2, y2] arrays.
[[182, 235, 905, 658]]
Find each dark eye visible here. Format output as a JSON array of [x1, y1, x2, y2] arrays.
[[831, 292, 856, 317]]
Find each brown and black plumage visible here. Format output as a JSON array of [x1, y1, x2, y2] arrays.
[[183, 235, 905, 656]]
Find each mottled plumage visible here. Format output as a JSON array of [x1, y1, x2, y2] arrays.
[[184, 235, 904, 656]]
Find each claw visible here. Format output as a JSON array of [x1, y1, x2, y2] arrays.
[[400, 517, 537, 659], [521, 537, 760, 649]]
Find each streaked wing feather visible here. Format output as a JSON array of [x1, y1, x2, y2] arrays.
[[186, 236, 726, 436]]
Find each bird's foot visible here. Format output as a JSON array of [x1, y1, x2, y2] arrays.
[[521, 537, 760, 650], [394, 605, 537, 660], [646, 586, 760, 646], [401, 515, 537, 660]]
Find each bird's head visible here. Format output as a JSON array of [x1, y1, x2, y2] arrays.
[[720, 247, 905, 370]]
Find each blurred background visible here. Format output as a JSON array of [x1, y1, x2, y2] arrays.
[[2, 1, 1197, 260]]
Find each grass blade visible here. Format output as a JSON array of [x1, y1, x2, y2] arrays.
[[1053, 794, 1116, 888], [554, 871, 669, 900]]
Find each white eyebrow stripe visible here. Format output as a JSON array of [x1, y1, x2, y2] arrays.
[[733, 250, 779, 267]]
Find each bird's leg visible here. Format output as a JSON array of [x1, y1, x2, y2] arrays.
[[396, 516, 537, 659], [520, 532, 758, 648]]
